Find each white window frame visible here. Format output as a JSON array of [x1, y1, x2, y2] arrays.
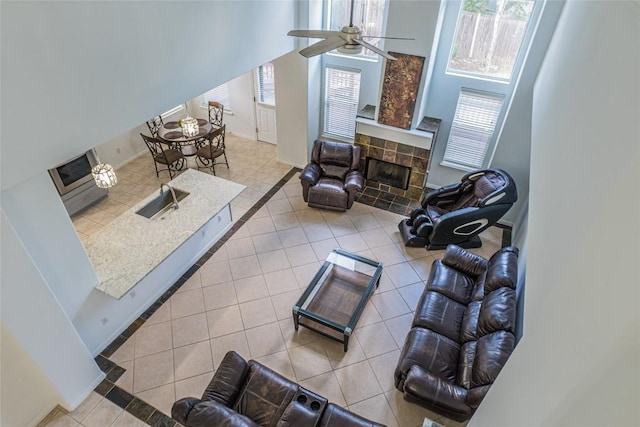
[[254, 63, 276, 106], [443, 88, 505, 170], [161, 104, 184, 117], [201, 83, 232, 112], [324, 0, 389, 61], [322, 65, 362, 141]]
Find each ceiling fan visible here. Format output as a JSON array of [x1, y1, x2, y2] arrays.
[[287, 0, 413, 61]]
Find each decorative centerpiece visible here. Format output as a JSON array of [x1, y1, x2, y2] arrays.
[[181, 116, 199, 137]]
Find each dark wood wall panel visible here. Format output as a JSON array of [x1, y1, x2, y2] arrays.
[[378, 53, 425, 129]]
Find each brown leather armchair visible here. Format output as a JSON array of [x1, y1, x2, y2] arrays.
[[300, 140, 364, 211], [172, 351, 384, 427]]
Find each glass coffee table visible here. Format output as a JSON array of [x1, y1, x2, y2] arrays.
[[293, 248, 384, 351]]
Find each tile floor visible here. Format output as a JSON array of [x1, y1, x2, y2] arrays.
[[44, 133, 504, 427]]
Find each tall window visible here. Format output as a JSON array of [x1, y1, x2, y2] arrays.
[[201, 83, 231, 110], [255, 63, 275, 105], [326, 0, 388, 58], [447, 0, 535, 81], [443, 88, 505, 169], [323, 66, 361, 140]]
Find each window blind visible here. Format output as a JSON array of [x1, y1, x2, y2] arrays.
[[443, 88, 505, 169], [201, 84, 231, 110], [255, 63, 276, 105], [323, 66, 361, 140]]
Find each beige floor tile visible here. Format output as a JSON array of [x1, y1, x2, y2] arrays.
[[263, 268, 298, 296], [229, 254, 263, 279], [300, 371, 347, 407], [245, 322, 286, 358], [81, 397, 123, 427], [210, 331, 251, 367], [408, 257, 434, 281], [385, 262, 423, 287], [270, 289, 300, 321], [350, 213, 381, 232], [171, 313, 210, 348], [206, 305, 245, 338], [225, 237, 256, 259], [173, 341, 214, 381], [255, 350, 296, 382], [40, 410, 80, 427], [371, 289, 411, 320], [284, 243, 318, 267], [199, 259, 233, 286], [136, 383, 175, 416], [271, 212, 301, 231], [295, 210, 325, 225], [302, 223, 334, 242], [349, 393, 399, 427], [247, 216, 276, 236], [371, 244, 409, 266], [174, 372, 213, 401], [257, 249, 291, 273], [114, 360, 134, 393], [335, 233, 369, 252], [239, 297, 277, 329], [385, 390, 444, 427], [252, 232, 284, 253], [134, 321, 173, 358], [322, 334, 367, 370], [310, 237, 340, 260], [278, 318, 324, 349], [202, 282, 237, 311], [110, 336, 135, 364], [287, 342, 333, 381], [67, 391, 102, 423], [326, 216, 358, 237], [292, 261, 323, 288], [133, 349, 174, 393], [385, 313, 414, 348], [142, 302, 171, 327], [277, 227, 309, 248], [233, 274, 270, 303], [176, 270, 203, 293], [361, 231, 394, 249], [334, 360, 383, 405], [266, 198, 294, 216], [355, 321, 398, 358], [356, 302, 383, 327], [110, 410, 146, 427], [397, 282, 425, 311], [369, 350, 401, 392], [170, 288, 205, 319], [228, 222, 251, 240]]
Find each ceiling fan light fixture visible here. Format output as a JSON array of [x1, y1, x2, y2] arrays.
[[337, 44, 363, 55]]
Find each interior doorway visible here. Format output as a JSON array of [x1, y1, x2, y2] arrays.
[[253, 62, 277, 144]]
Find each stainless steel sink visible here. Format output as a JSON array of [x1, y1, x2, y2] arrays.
[[135, 188, 190, 219]]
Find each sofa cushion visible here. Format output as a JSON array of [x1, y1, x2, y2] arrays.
[[442, 245, 489, 278], [477, 287, 516, 336], [426, 260, 476, 304], [413, 291, 467, 342], [202, 351, 249, 406], [186, 401, 260, 427], [396, 327, 461, 384], [318, 142, 353, 167], [320, 164, 350, 180], [234, 361, 298, 427], [485, 247, 518, 294], [471, 330, 515, 387], [456, 341, 476, 389], [318, 403, 384, 427], [459, 300, 481, 343], [308, 178, 348, 208]]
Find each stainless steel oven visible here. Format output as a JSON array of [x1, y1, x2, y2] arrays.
[[48, 149, 99, 196]]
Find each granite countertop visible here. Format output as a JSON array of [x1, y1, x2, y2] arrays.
[[85, 169, 245, 299]]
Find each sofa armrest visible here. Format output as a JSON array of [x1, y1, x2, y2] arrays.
[[201, 351, 249, 406], [403, 364, 471, 417], [441, 244, 488, 278], [300, 163, 321, 185], [171, 397, 201, 425], [344, 170, 364, 193], [177, 400, 259, 427], [318, 403, 386, 427]]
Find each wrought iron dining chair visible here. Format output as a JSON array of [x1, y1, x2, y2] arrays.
[[207, 101, 224, 127], [140, 133, 186, 179], [194, 125, 228, 175], [146, 115, 164, 137]]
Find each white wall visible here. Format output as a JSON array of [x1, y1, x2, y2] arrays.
[[1, 211, 105, 423], [470, 2, 640, 425]]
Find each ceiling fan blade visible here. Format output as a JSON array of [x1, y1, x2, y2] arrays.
[[361, 36, 415, 40], [299, 36, 347, 58], [287, 29, 340, 39], [355, 39, 397, 60]]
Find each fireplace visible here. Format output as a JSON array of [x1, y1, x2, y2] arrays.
[[365, 157, 411, 190]]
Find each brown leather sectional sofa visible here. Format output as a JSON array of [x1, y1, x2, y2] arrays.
[[394, 244, 519, 421], [172, 350, 384, 427]]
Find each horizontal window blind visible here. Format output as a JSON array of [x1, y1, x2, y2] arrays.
[[323, 66, 361, 140], [201, 83, 231, 110], [444, 88, 505, 169], [255, 63, 276, 105]]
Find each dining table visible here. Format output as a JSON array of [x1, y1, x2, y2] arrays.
[[157, 119, 213, 156]]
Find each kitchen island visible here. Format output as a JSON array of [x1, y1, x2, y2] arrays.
[[85, 169, 245, 299]]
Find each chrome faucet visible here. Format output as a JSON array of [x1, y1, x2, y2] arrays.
[[160, 183, 179, 210]]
